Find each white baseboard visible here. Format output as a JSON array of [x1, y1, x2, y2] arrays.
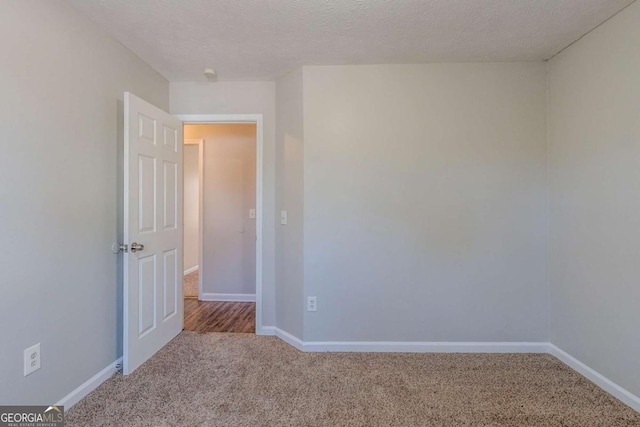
[[200, 293, 256, 302], [274, 328, 304, 351], [549, 344, 640, 412], [302, 341, 549, 353], [56, 357, 122, 409], [250, 327, 303, 349], [268, 328, 546, 354], [257, 325, 276, 336], [183, 265, 199, 276]]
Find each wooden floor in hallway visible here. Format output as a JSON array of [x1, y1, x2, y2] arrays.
[[184, 299, 255, 333]]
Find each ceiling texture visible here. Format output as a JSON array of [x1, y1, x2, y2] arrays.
[[68, 0, 635, 81]]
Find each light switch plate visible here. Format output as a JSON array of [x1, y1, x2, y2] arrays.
[[280, 210, 288, 225], [249, 209, 256, 219]]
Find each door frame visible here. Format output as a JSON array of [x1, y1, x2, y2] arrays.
[[183, 138, 204, 300], [177, 114, 264, 335]]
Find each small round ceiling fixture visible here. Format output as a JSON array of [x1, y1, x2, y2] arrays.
[[203, 68, 217, 79]]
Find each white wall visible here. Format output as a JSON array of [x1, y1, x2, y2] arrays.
[[170, 82, 276, 327], [184, 124, 257, 296], [275, 69, 305, 339], [0, 1, 168, 404], [548, 1, 640, 398], [302, 63, 549, 342], [183, 144, 199, 273]]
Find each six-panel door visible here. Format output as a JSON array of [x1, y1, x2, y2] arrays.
[[124, 92, 183, 375]]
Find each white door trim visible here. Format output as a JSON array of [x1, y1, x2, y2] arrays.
[[183, 138, 204, 300], [177, 114, 265, 335]]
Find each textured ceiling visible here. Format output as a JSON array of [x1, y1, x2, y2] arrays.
[[68, 0, 635, 81]]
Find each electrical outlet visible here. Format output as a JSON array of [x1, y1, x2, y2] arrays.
[[24, 343, 41, 377], [307, 296, 317, 312], [280, 210, 288, 225]]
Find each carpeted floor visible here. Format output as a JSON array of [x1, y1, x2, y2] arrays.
[[184, 270, 198, 298], [66, 332, 640, 426]]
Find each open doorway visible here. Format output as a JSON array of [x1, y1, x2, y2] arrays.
[[182, 123, 258, 333]]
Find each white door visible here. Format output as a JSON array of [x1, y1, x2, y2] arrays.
[[123, 92, 183, 375]]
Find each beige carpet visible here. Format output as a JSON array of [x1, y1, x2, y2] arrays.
[[67, 332, 640, 426], [184, 270, 198, 298]]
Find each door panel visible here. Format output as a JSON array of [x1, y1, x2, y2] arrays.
[[163, 249, 178, 320], [124, 92, 183, 375], [163, 125, 178, 152], [163, 161, 178, 230], [138, 155, 156, 234], [138, 254, 157, 337], [138, 114, 156, 144]]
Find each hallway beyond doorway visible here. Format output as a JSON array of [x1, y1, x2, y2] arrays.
[[184, 299, 255, 333]]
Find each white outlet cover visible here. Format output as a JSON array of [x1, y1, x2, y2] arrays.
[[24, 343, 41, 377], [307, 296, 317, 312]]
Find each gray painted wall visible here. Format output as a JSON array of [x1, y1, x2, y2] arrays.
[[548, 1, 640, 397], [275, 69, 305, 339], [302, 63, 549, 342], [0, 1, 168, 404]]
